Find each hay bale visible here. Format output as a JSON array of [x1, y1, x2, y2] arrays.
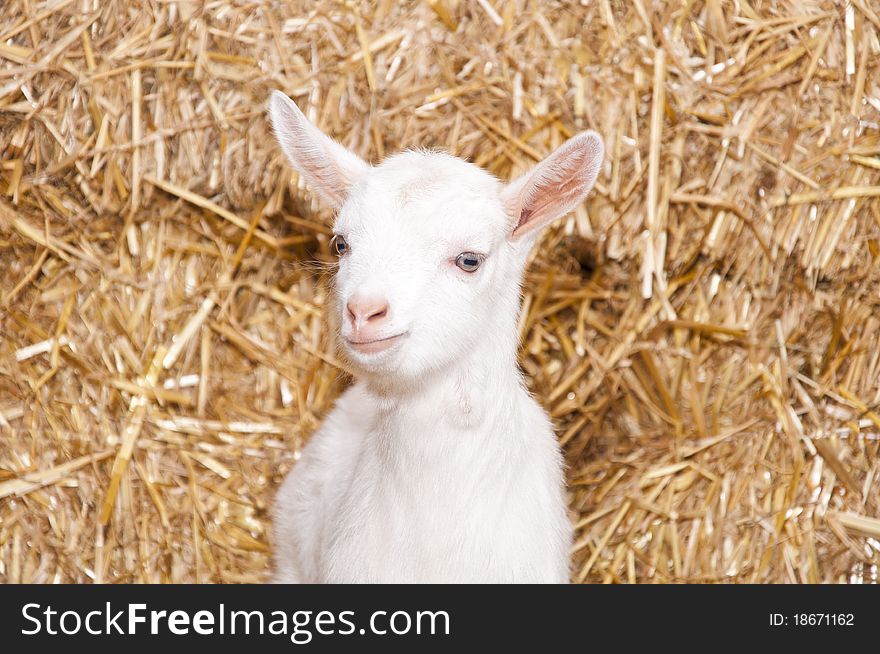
[[1, 0, 878, 583]]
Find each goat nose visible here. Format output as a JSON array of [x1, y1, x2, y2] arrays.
[[346, 295, 390, 325]]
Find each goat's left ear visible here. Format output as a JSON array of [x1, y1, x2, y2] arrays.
[[501, 131, 604, 241]]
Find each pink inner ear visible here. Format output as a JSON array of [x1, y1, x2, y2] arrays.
[[515, 207, 534, 232], [512, 171, 584, 236], [507, 132, 603, 238]]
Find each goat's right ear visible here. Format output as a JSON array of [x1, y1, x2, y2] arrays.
[[501, 131, 603, 242], [269, 91, 369, 209]]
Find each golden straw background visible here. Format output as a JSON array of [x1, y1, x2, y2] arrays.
[[2, 0, 880, 583]]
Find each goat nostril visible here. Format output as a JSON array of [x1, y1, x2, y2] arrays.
[[346, 297, 389, 325]]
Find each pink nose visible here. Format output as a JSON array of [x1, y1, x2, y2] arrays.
[[346, 294, 390, 327]]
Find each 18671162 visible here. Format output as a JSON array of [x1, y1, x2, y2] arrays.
[[770, 613, 855, 627]]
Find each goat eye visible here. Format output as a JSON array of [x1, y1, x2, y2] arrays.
[[455, 252, 483, 272], [331, 234, 349, 256]]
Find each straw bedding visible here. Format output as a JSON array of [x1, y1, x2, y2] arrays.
[[1, 0, 879, 583]]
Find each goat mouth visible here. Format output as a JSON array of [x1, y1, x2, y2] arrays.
[[345, 332, 407, 355]]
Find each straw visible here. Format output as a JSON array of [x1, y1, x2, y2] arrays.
[[1, 0, 878, 584]]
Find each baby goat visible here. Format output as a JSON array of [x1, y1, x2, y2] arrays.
[[269, 91, 603, 583]]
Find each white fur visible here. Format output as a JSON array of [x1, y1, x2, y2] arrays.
[[268, 91, 603, 583]]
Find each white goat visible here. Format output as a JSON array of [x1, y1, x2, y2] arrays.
[[269, 91, 603, 583]]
